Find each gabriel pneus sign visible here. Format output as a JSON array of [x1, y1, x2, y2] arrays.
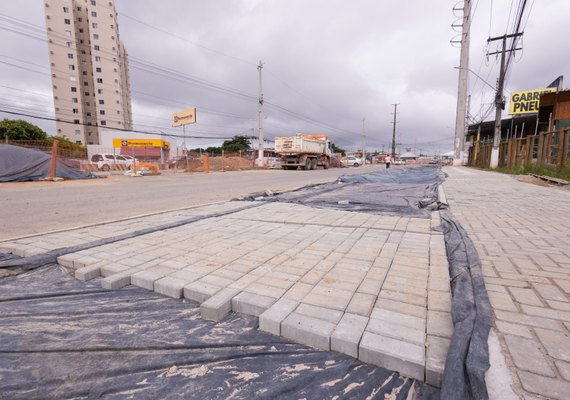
[[509, 88, 556, 115]]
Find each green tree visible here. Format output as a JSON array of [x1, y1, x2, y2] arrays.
[[332, 143, 346, 155], [221, 135, 251, 153], [205, 146, 222, 155], [0, 119, 48, 141]]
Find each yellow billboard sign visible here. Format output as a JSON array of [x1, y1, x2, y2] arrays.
[[172, 108, 196, 127], [509, 88, 556, 114], [113, 139, 170, 149]]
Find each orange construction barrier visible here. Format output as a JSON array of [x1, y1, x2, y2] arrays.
[[204, 153, 211, 173]]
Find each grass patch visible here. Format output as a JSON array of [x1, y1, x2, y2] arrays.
[[490, 164, 570, 182]]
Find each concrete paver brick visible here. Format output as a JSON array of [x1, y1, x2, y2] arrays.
[[75, 264, 102, 281], [281, 312, 335, 351], [72, 255, 101, 269], [495, 320, 534, 339], [296, 303, 343, 324], [379, 289, 426, 307], [100, 263, 130, 277], [331, 313, 368, 358], [534, 328, 570, 362], [232, 291, 276, 317], [426, 335, 450, 388], [346, 292, 376, 317], [509, 287, 544, 306], [488, 291, 519, 312], [504, 335, 555, 376], [359, 331, 425, 381], [367, 317, 425, 346], [130, 266, 175, 291], [200, 287, 241, 322], [184, 281, 222, 303], [494, 310, 564, 331], [282, 281, 313, 301], [101, 271, 135, 290], [259, 298, 299, 336], [532, 283, 568, 302], [154, 276, 190, 299], [427, 310, 453, 338], [374, 298, 426, 318], [370, 308, 425, 330], [517, 370, 570, 400]]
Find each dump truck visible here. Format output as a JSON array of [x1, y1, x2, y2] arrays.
[[275, 133, 332, 170]]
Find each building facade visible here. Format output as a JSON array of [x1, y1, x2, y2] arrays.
[[44, 0, 132, 144]]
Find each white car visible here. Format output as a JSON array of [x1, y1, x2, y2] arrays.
[[346, 156, 362, 167], [90, 154, 135, 171]]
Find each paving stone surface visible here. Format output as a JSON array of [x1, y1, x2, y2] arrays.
[[443, 166, 570, 400], [0, 199, 451, 385]]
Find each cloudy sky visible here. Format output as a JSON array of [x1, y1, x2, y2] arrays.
[[1, 0, 569, 154]]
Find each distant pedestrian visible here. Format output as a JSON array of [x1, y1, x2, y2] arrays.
[[385, 154, 391, 169]]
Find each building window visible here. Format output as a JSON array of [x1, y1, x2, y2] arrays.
[[98, 99, 104, 105], [93, 34, 99, 40], [94, 45, 100, 51], [77, 6, 81, 11], [86, 112, 91, 116], [75, 130, 80, 135], [78, 17, 82, 22], [64, 19, 71, 24], [96, 67, 102, 73], [97, 89, 103, 94], [69, 64, 75, 70], [100, 110, 105, 115], [71, 87, 77, 92], [79, 39, 84, 44], [82, 71, 87, 75], [67, 53, 73, 59], [66, 41, 72, 47], [91, 11, 97, 17], [84, 81, 88, 86], [72, 98, 78, 103], [69, 76, 76, 82], [65, 30, 71, 36], [74, 119, 80, 124], [92, 22, 97, 29], [73, 108, 79, 114], [100, 121, 106, 126], [63, 6, 69, 12], [117, 110, 120, 114], [95, 56, 101, 62], [97, 78, 103, 83], [85, 92, 90, 96], [91, 0, 96, 5], [80, 50, 86, 54], [79, 28, 83, 33]]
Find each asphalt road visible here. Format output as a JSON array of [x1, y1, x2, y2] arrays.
[[0, 165, 382, 240]]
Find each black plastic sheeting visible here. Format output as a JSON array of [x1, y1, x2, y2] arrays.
[[0, 144, 99, 182], [0, 262, 440, 400], [437, 209, 492, 400], [243, 166, 441, 218]]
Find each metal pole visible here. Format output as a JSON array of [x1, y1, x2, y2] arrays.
[[257, 60, 264, 167], [362, 117, 366, 165], [453, 0, 471, 165]]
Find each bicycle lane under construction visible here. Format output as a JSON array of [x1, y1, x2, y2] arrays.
[[0, 166, 491, 399]]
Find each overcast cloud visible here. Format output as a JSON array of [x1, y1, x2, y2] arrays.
[[1, 0, 569, 154]]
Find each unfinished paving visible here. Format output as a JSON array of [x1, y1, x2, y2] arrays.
[[0, 199, 453, 386], [443, 167, 570, 400]]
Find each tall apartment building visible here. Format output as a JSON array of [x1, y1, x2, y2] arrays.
[[44, 0, 133, 144]]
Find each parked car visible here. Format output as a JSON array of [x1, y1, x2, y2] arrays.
[[90, 154, 136, 171], [268, 157, 282, 169], [394, 159, 406, 165], [345, 156, 362, 167]]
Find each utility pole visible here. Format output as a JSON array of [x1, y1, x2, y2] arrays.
[[453, 0, 471, 165], [391, 104, 399, 158], [488, 33, 523, 168], [361, 117, 366, 164], [257, 60, 264, 167]]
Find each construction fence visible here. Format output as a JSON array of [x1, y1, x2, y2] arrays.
[[468, 128, 570, 172], [2, 140, 258, 174]]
